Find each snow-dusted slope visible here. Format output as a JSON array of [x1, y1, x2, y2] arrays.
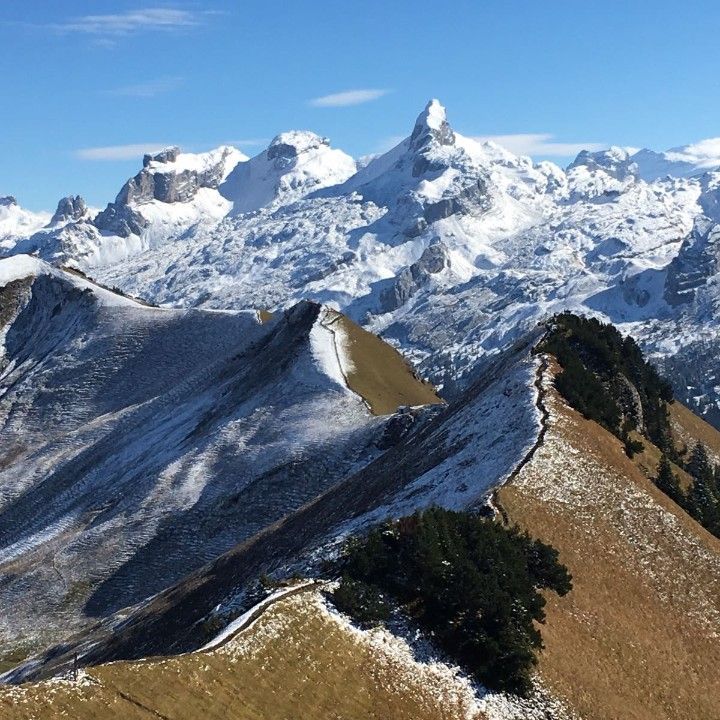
[[0, 257, 389, 652], [1, 320, 542, 683]]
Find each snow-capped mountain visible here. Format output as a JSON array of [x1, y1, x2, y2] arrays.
[[3, 100, 720, 424], [571, 138, 720, 182], [221, 130, 356, 213]]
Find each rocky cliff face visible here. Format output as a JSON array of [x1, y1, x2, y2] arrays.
[[94, 146, 242, 237], [50, 195, 88, 225]]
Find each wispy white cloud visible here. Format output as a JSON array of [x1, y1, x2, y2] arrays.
[[52, 8, 211, 37], [309, 89, 390, 108], [666, 137, 720, 167], [75, 143, 173, 161], [108, 77, 183, 98], [472, 133, 605, 157]]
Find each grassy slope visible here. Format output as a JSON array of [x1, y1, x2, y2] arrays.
[[0, 590, 485, 720], [498, 358, 720, 720], [669, 400, 720, 462], [332, 312, 443, 415]]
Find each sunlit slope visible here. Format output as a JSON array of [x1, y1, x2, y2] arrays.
[[324, 308, 443, 414], [0, 589, 486, 720], [498, 359, 720, 720]]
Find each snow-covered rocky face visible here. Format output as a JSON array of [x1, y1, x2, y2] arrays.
[[2, 99, 720, 421]]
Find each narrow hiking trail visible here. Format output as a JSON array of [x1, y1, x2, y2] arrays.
[[491, 353, 552, 525], [199, 580, 323, 653]]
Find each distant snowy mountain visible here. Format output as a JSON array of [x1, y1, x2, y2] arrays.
[[221, 131, 356, 213], [570, 138, 720, 182], [3, 100, 720, 423]]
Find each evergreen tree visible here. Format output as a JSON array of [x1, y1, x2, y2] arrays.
[[655, 454, 684, 506], [687, 444, 720, 533], [331, 508, 572, 696], [688, 443, 713, 484]]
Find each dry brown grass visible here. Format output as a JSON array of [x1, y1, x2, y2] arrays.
[[669, 400, 720, 462], [256, 308, 274, 324], [0, 590, 484, 720], [332, 313, 443, 415], [498, 360, 720, 720]]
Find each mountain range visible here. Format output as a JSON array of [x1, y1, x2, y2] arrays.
[[3, 99, 720, 426], [1, 100, 720, 719]]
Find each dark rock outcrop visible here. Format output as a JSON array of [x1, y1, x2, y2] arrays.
[[51, 195, 87, 224], [93, 146, 236, 237], [423, 177, 491, 223], [380, 242, 450, 312], [664, 220, 720, 307], [94, 203, 148, 238]]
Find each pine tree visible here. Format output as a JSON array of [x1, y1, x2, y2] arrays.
[[688, 443, 713, 484], [655, 454, 683, 506], [687, 444, 720, 533]]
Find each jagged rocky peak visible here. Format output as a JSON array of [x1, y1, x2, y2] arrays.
[[409, 99, 455, 152], [115, 145, 242, 206], [0, 195, 18, 207], [143, 146, 180, 168], [93, 145, 244, 237], [51, 195, 87, 224]]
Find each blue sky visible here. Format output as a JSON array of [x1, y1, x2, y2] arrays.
[[3, 1, 720, 210]]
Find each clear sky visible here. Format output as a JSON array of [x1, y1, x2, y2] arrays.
[[3, 1, 720, 210]]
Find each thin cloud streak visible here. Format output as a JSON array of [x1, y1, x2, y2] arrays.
[[473, 133, 605, 157], [50, 8, 208, 37], [309, 89, 390, 107], [75, 143, 173, 161], [108, 77, 184, 98]]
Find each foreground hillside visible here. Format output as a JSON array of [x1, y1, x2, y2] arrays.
[[3, 342, 719, 718], [3, 257, 719, 718], [0, 585, 580, 720], [498, 358, 720, 720]]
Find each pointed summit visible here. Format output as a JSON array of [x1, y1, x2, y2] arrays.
[[409, 99, 455, 150]]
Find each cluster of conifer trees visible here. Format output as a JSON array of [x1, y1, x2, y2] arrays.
[[331, 508, 571, 696], [656, 445, 720, 538], [539, 313, 720, 539], [539, 313, 674, 457]]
